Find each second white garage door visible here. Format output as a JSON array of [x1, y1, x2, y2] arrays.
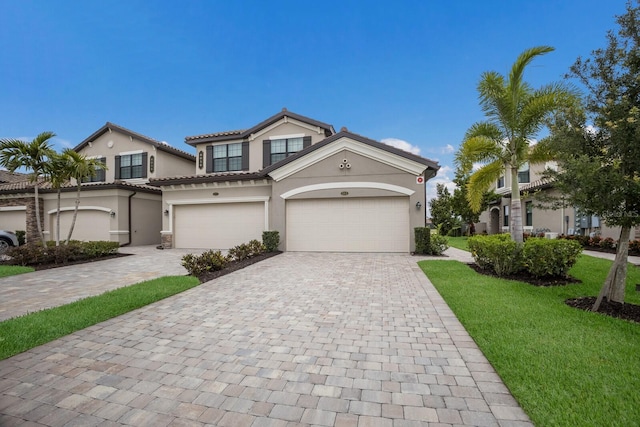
[[286, 197, 410, 252], [174, 202, 265, 249], [53, 210, 111, 242]]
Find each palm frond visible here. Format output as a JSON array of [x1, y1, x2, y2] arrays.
[[468, 160, 504, 212], [508, 46, 554, 90]]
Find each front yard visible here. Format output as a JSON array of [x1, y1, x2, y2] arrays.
[[419, 255, 640, 426]]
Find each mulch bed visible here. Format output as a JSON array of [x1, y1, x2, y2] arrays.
[[2, 253, 132, 270], [196, 251, 282, 283], [566, 296, 640, 324], [466, 263, 581, 287]]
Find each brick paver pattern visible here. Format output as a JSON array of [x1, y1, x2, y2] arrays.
[[0, 251, 532, 426]]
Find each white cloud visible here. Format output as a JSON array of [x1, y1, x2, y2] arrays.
[[380, 138, 421, 155], [442, 144, 454, 154], [425, 165, 456, 218], [472, 162, 483, 171]]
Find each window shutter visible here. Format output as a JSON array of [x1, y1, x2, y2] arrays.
[[114, 156, 121, 179], [242, 142, 249, 171], [141, 152, 148, 178], [97, 157, 106, 182], [263, 140, 271, 168], [303, 136, 311, 149], [206, 146, 213, 173]]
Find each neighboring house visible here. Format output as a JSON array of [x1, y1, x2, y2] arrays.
[[0, 123, 195, 245], [149, 109, 440, 253], [476, 161, 640, 240], [0, 171, 30, 233]]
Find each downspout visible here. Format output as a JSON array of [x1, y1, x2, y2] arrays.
[[120, 191, 136, 247]]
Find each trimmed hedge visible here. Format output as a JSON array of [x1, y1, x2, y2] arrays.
[[262, 231, 280, 252], [181, 250, 228, 276], [414, 227, 449, 255], [468, 234, 583, 278], [7, 240, 119, 266], [228, 240, 265, 262]]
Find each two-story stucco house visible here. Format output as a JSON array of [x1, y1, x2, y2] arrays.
[[0, 123, 195, 245], [476, 161, 640, 240], [149, 109, 440, 252]]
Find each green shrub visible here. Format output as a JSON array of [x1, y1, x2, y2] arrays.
[[599, 237, 616, 249], [468, 234, 523, 276], [81, 241, 120, 257], [248, 239, 266, 255], [629, 240, 640, 255], [414, 227, 431, 255], [181, 249, 228, 276], [522, 238, 583, 278], [429, 234, 449, 255], [6, 240, 117, 266], [228, 239, 265, 262], [262, 231, 280, 252], [589, 235, 602, 247], [15, 230, 25, 246]]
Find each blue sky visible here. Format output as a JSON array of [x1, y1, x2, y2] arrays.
[[0, 0, 628, 211]]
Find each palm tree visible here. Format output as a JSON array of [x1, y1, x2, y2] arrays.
[[61, 149, 107, 243], [0, 132, 56, 246], [44, 153, 73, 246], [455, 46, 576, 243]]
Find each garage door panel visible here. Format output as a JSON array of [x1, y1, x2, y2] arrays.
[[54, 211, 110, 242], [286, 197, 409, 252], [0, 210, 26, 233], [174, 203, 264, 249]]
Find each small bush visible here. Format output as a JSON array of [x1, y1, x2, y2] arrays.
[[599, 237, 616, 250], [468, 234, 522, 276], [522, 238, 583, 278], [228, 240, 265, 262], [629, 240, 640, 255], [414, 227, 431, 255], [262, 231, 280, 252], [429, 234, 449, 255], [181, 250, 228, 277], [6, 240, 117, 266], [82, 241, 120, 257], [15, 230, 26, 246], [589, 235, 602, 247]]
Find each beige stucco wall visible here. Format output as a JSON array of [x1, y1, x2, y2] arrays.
[[270, 149, 427, 252], [77, 130, 194, 183], [193, 118, 330, 175], [130, 195, 162, 245]]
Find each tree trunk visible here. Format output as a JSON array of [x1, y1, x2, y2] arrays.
[[510, 167, 524, 243], [33, 182, 46, 247], [66, 184, 81, 244], [592, 226, 631, 311], [55, 189, 61, 246]]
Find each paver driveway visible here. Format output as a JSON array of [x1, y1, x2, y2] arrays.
[[0, 252, 531, 426]]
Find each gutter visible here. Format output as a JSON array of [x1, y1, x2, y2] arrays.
[[120, 191, 136, 247]]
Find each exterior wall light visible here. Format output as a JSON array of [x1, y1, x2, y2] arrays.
[[416, 201, 422, 209], [110, 211, 116, 218], [164, 209, 169, 215]]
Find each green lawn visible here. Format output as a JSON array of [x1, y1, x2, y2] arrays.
[[0, 275, 200, 360], [419, 255, 640, 426], [446, 236, 470, 251], [0, 265, 35, 277]]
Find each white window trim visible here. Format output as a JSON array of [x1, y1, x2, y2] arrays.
[[118, 149, 144, 156], [0, 206, 26, 212], [47, 206, 113, 215], [269, 133, 305, 140]]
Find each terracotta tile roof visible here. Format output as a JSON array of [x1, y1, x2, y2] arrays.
[[74, 122, 195, 161], [501, 177, 555, 198], [0, 179, 160, 195], [0, 170, 28, 183], [148, 171, 265, 186], [185, 108, 335, 145]]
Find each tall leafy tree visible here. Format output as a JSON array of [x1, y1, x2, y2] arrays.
[[429, 183, 459, 236], [545, 1, 640, 310], [0, 132, 56, 246], [456, 46, 577, 243], [62, 149, 107, 243], [451, 169, 497, 235]]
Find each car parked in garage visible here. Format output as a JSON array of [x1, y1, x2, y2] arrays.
[[0, 230, 19, 254]]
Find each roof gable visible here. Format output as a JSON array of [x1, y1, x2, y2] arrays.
[[263, 130, 439, 181], [185, 108, 335, 145], [74, 122, 195, 161]]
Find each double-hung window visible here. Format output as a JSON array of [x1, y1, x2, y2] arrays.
[[115, 152, 147, 179], [497, 175, 505, 188], [213, 143, 242, 172], [525, 201, 533, 227], [81, 157, 106, 183], [270, 137, 304, 164], [503, 205, 510, 227], [518, 162, 530, 183]]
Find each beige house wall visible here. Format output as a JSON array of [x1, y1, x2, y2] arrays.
[[193, 118, 330, 175]]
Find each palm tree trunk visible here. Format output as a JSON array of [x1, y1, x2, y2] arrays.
[[510, 167, 524, 243], [592, 226, 630, 311], [66, 184, 81, 243], [34, 183, 46, 246], [55, 189, 61, 246]]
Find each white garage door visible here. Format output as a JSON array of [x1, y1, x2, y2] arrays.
[[0, 209, 26, 233], [54, 210, 110, 242], [174, 203, 265, 249], [286, 197, 410, 252]]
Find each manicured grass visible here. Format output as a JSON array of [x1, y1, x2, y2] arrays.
[[0, 275, 200, 360], [0, 265, 35, 277], [445, 235, 470, 251], [419, 255, 640, 426]]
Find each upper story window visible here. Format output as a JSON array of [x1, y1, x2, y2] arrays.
[[213, 143, 242, 172], [497, 175, 505, 188], [206, 142, 248, 173], [81, 157, 106, 183], [503, 205, 510, 227], [518, 162, 530, 183], [115, 152, 147, 180], [263, 136, 311, 167], [525, 201, 533, 227]]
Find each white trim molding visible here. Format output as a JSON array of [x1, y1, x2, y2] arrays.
[[47, 206, 113, 215], [269, 133, 305, 140], [249, 117, 324, 141], [164, 196, 271, 233], [118, 149, 144, 156], [268, 137, 427, 181], [0, 206, 27, 212], [109, 230, 130, 235], [280, 182, 414, 200]]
